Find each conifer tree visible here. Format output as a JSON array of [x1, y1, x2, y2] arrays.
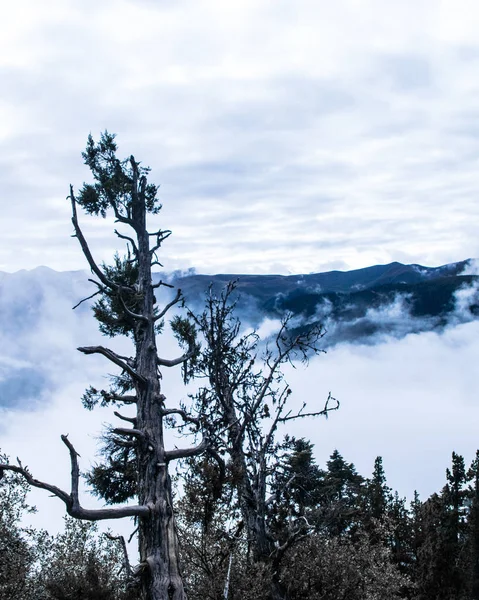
[[467, 451, 479, 599], [366, 456, 391, 521], [0, 133, 205, 600], [388, 491, 412, 574], [317, 450, 364, 537], [414, 453, 469, 600], [270, 437, 324, 530]]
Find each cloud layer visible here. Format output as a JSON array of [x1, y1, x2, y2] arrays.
[[1, 1, 479, 273], [1, 267, 478, 540]]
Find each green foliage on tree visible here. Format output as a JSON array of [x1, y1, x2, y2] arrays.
[[36, 518, 133, 600], [0, 453, 37, 600], [315, 449, 365, 537]]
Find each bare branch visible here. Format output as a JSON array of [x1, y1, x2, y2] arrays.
[[259, 386, 292, 460], [279, 392, 339, 424], [61, 434, 81, 512], [112, 428, 145, 440], [114, 411, 137, 425], [105, 393, 137, 404], [154, 289, 182, 322], [72, 289, 102, 310], [104, 533, 132, 577], [69, 188, 125, 292], [128, 526, 139, 544], [78, 346, 146, 384], [152, 280, 174, 290], [0, 436, 150, 521], [157, 351, 193, 368], [150, 230, 172, 255], [114, 229, 138, 255], [279, 408, 337, 423], [112, 201, 133, 226], [148, 228, 172, 239], [87, 278, 107, 292], [236, 353, 284, 444], [161, 407, 200, 427], [165, 438, 208, 462]]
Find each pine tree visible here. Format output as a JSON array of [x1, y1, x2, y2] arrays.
[[270, 437, 324, 530], [0, 133, 206, 600], [443, 452, 468, 597], [467, 450, 479, 600], [415, 453, 469, 600], [317, 450, 364, 537], [366, 456, 391, 521], [388, 491, 413, 575]]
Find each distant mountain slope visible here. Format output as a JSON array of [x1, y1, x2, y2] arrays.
[[170, 260, 478, 345], [265, 275, 478, 320], [0, 260, 476, 409], [171, 260, 469, 299]]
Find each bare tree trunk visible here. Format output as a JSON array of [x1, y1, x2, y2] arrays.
[[134, 199, 187, 600]]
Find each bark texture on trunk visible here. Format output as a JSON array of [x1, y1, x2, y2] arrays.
[[133, 183, 188, 600]]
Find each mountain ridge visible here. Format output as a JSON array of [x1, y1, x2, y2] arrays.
[[0, 259, 477, 409]]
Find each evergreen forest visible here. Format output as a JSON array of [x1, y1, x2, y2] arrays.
[[2, 447, 479, 599]]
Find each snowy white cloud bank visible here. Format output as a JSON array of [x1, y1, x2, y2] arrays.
[[0, 267, 478, 539]]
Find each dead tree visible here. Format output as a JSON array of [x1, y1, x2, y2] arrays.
[[0, 132, 205, 600], [189, 283, 339, 600]]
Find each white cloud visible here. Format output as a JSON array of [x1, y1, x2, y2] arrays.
[[0, 1, 477, 273], [283, 319, 479, 501], [4, 306, 478, 538], [0, 266, 476, 544], [461, 258, 479, 276]]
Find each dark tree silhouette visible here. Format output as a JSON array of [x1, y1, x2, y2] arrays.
[[0, 132, 205, 600], [187, 283, 338, 599]]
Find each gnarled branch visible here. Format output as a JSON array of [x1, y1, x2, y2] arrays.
[[161, 407, 200, 426], [112, 428, 145, 440], [152, 280, 174, 290], [69, 188, 126, 292], [105, 393, 137, 404], [154, 289, 182, 322], [157, 352, 193, 368], [78, 346, 146, 383], [0, 435, 149, 521], [118, 287, 148, 322], [165, 438, 208, 462], [114, 411, 137, 425], [114, 229, 138, 255]]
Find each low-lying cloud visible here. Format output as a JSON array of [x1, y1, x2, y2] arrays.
[[0, 268, 478, 538]]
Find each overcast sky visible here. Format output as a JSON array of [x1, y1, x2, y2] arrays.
[[2, 0, 479, 274]]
